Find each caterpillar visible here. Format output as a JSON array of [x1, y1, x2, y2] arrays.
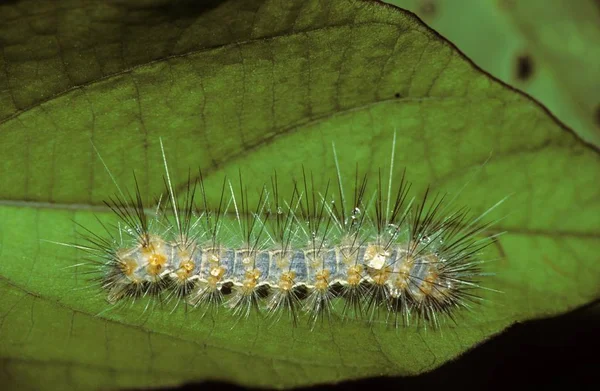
[[68, 133, 504, 329]]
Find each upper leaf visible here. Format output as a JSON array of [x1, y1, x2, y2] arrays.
[[386, 0, 600, 146]]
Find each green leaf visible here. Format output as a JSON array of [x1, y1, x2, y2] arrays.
[[0, 0, 598, 390], [385, 0, 600, 147]]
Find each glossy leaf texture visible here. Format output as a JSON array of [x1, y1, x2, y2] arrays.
[[0, 0, 599, 390], [386, 0, 600, 147]]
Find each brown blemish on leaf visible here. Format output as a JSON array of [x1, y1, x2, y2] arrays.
[[516, 54, 534, 81], [418, 0, 436, 17]]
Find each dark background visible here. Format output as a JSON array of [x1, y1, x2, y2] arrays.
[[153, 301, 599, 391]]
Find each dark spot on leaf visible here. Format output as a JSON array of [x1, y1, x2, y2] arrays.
[[395, 92, 402, 98], [516, 55, 534, 81], [595, 104, 600, 127]]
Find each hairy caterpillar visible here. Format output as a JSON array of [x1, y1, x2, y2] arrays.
[[66, 133, 504, 329]]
